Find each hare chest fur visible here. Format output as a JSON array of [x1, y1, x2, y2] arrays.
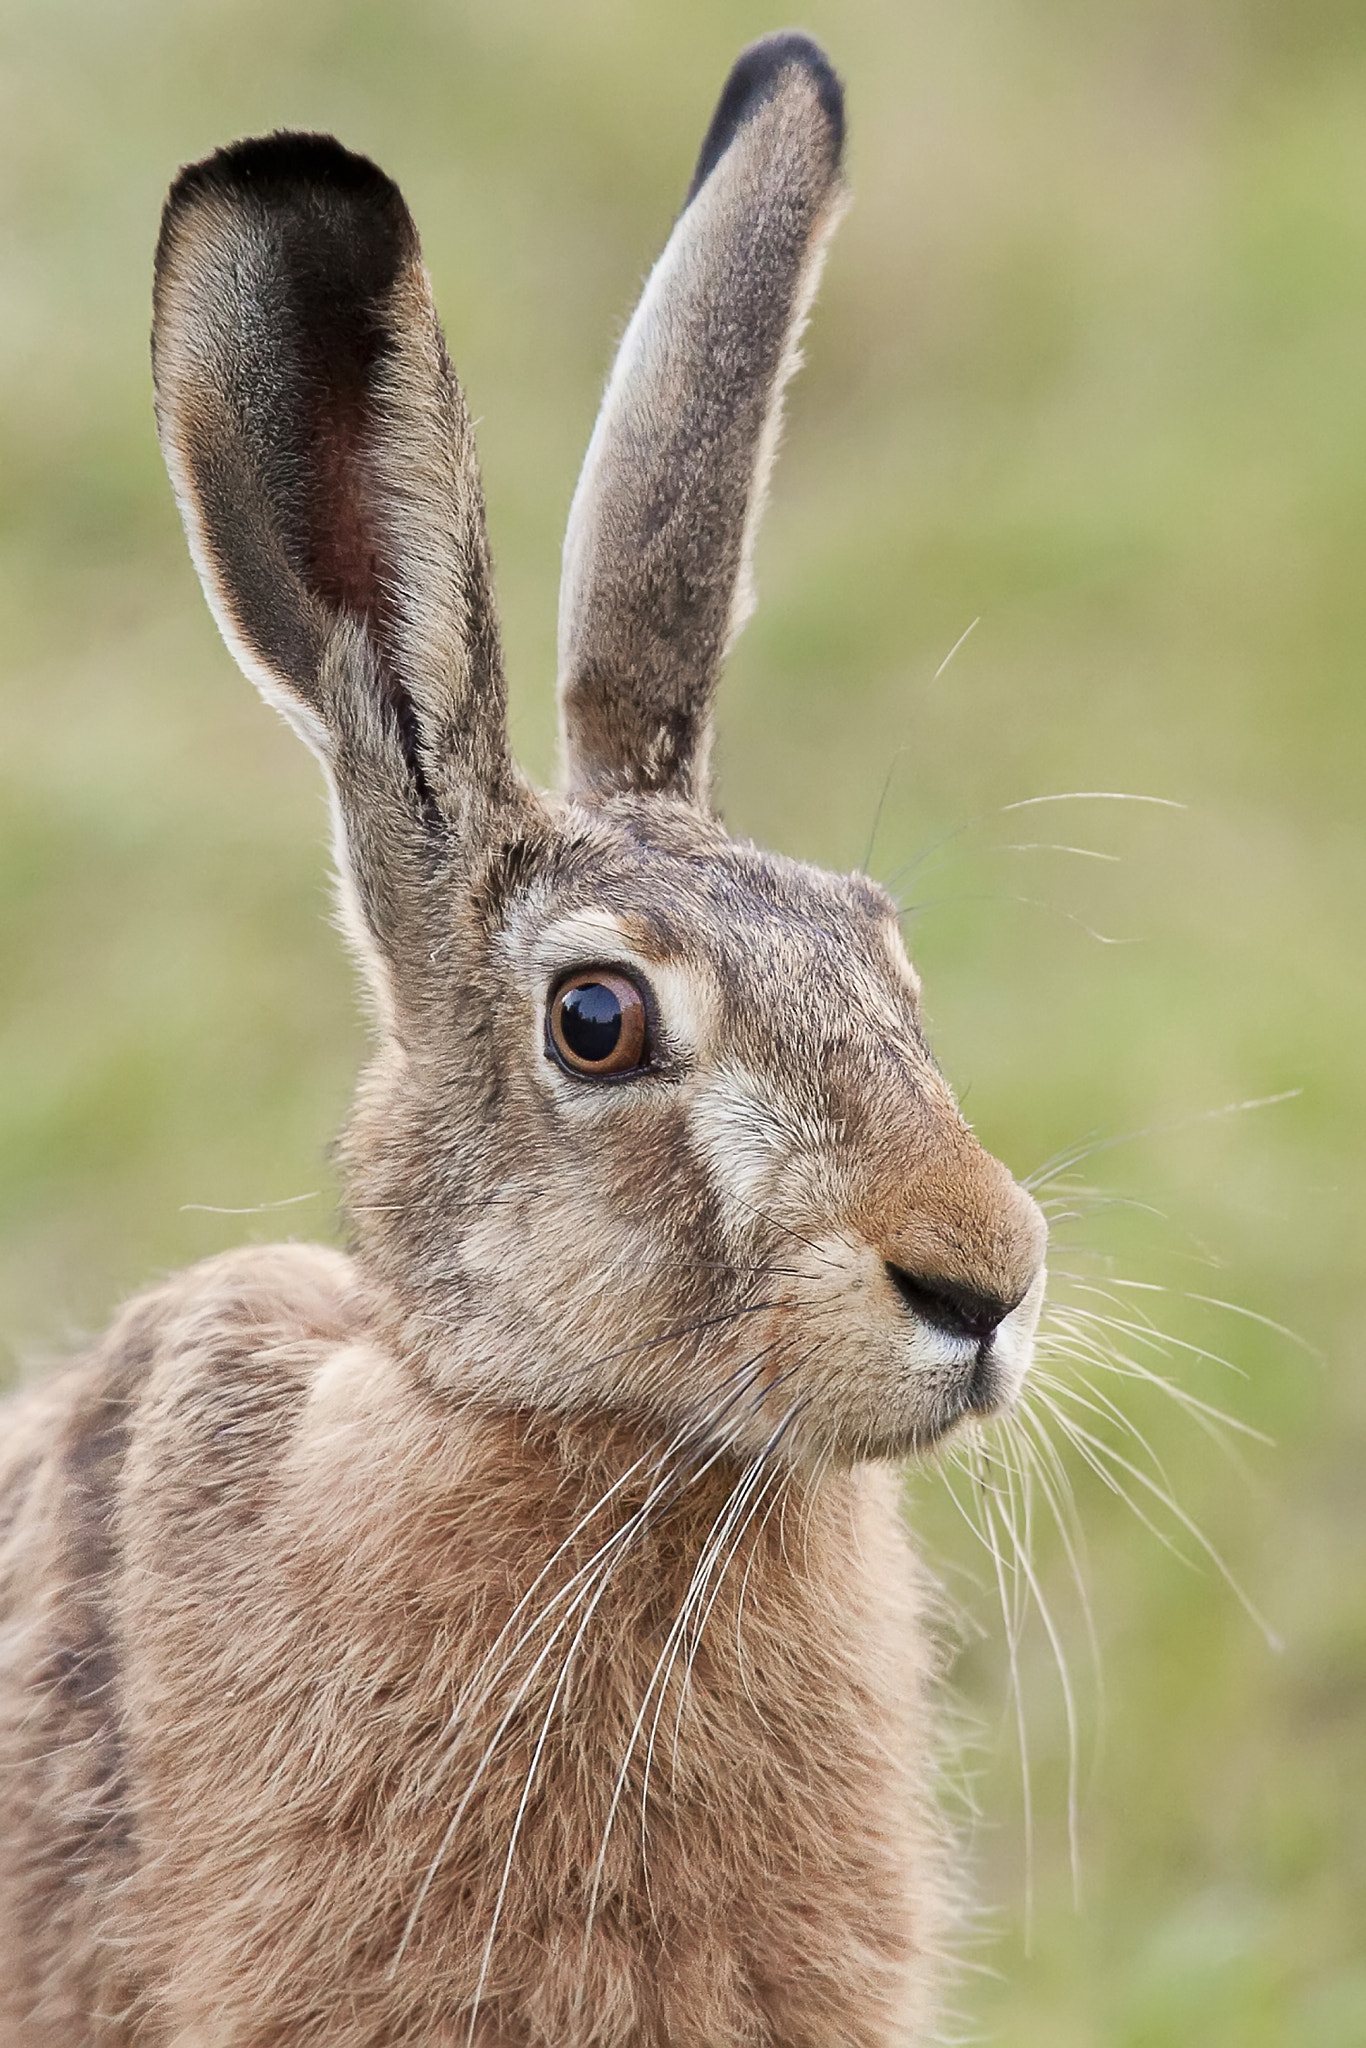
[[1, 1246, 941, 2046], [0, 31, 1046, 2048]]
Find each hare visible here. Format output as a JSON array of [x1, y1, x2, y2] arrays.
[[0, 32, 1047, 2048]]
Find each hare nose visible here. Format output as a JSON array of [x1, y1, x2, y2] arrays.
[[884, 1263, 1023, 1344]]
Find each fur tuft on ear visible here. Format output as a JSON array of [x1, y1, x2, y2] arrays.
[[557, 34, 846, 805]]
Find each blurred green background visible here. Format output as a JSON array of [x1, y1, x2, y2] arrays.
[[2, 0, 1362, 2039]]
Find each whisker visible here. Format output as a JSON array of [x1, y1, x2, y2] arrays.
[[722, 1191, 846, 1270], [879, 777, 1170, 899], [995, 1416, 1083, 1903], [644, 1259, 812, 1280], [1179, 1291, 1322, 1361], [576, 1465, 758, 1991], [998, 791, 1186, 813], [659, 1415, 799, 1797], [645, 1458, 780, 1881], [937, 1439, 1035, 1901], [1050, 1294, 1260, 1389], [862, 744, 909, 873], [452, 1349, 788, 1716], [1031, 1390, 1282, 1650], [463, 1508, 639, 2047], [394, 1511, 633, 1974], [580, 1394, 805, 1993], [796, 1433, 840, 1574], [991, 840, 1120, 862], [877, 818, 974, 898], [393, 1354, 788, 1972], [933, 612, 982, 679], [651, 1404, 808, 1897], [1042, 1328, 1269, 1460], [1034, 1365, 1186, 1492], [1024, 1089, 1302, 1191], [1010, 1404, 1103, 1720], [575, 1299, 782, 1377], [733, 1468, 795, 1726], [443, 1334, 812, 1746], [972, 1445, 1036, 1942], [1044, 1317, 1250, 1426], [898, 891, 1134, 947]]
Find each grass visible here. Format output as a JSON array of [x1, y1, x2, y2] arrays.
[[1, 0, 1362, 2037]]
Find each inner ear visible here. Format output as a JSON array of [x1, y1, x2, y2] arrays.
[[309, 347, 389, 626], [291, 271, 436, 813]]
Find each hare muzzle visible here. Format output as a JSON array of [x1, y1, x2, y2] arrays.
[[878, 1147, 1049, 1432]]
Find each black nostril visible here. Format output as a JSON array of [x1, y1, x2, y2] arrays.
[[885, 1263, 1021, 1343]]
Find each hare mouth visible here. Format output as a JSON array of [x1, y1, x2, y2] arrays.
[[882, 1258, 1044, 1437], [964, 1342, 1012, 1418]]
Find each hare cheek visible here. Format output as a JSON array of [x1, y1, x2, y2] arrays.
[[686, 1068, 838, 1236], [687, 1077, 783, 1221]]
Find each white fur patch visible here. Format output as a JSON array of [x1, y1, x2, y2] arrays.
[[289, 1341, 407, 1464], [686, 1064, 837, 1221], [879, 919, 922, 1003], [985, 1263, 1048, 1403]]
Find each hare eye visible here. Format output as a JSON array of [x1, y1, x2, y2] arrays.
[[548, 971, 649, 1079]]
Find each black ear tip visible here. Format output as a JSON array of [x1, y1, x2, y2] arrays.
[[156, 131, 415, 303], [170, 129, 400, 201], [687, 30, 845, 204], [160, 131, 408, 243]]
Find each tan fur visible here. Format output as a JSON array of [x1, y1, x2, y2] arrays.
[[1, 1250, 945, 2044], [0, 35, 1046, 2045]]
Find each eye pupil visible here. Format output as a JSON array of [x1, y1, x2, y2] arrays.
[[559, 982, 623, 1064], [548, 970, 649, 1079]]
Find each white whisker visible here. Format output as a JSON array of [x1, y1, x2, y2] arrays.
[[1025, 1089, 1301, 1190], [998, 791, 1186, 812], [1032, 1390, 1281, 1650]]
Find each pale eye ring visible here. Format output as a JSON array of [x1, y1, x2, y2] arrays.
[[547, 970, 649, 1078]]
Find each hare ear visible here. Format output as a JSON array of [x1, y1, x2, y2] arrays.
[[557, 34, 846, 805], [153, 135, 528, 968]]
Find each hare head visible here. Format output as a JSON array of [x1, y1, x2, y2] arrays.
[[152, 33, 1046, 1469]]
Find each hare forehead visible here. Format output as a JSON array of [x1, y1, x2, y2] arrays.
[[498, 831, 917, 1014]]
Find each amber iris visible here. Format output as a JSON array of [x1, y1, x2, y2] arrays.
[[548, 971, 649, 1077]]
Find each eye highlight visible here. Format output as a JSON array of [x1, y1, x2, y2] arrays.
[[548, 970, 649, 1079]]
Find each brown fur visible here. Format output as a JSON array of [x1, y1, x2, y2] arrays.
[[0, 34, 1046, 2045], [1, 1250, 943, 2044]]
